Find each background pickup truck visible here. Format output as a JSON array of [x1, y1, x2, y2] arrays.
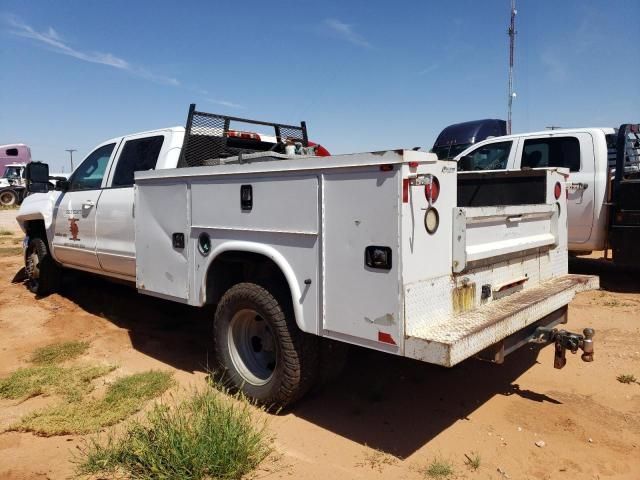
[[17, 105, 597, 407], [456, 124, 640, 265]]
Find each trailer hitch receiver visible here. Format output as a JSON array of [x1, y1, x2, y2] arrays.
[[530, 327, 595, 369]]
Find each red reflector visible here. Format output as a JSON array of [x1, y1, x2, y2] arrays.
[[378, 331, 396, 345], [380, 164, 393, 172], [408, 161, 419, 168], [425, 176, 440, 203], [402, 178, 410, 203], [554, 182, 562, 200]]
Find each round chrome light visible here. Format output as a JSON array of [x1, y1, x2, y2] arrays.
[[198, 232, 211, 255], [424, 207, 439, 234]]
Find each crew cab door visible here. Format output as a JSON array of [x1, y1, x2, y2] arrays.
[[51, 142, 118, 269], [514, 134, 595, 245], [95, 133, 166, 278]]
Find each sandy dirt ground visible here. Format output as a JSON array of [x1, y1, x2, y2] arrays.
[[0, 210, 639, 479]]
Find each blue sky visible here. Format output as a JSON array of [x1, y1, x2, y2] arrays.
[[1, 0, 638, 172]]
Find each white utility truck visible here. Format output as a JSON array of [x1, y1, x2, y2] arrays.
[[456, 124, 640, 265], [18, 105, 597, 407]]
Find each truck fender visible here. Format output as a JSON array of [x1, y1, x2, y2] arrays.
[[204, 241, 307, 333], [15, 191, 62, 245]]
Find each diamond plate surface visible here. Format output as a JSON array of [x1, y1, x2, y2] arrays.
[[405, 274, 599, 366], [405, 248, 568, 337]]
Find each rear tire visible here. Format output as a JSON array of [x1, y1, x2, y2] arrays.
[[25, 237, 60, 296], [213, 282, 318, 409], [0, 189, 18, 207]]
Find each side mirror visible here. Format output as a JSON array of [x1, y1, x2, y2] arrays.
[[25, 162, 50, 193], [459, 155, 473, 171], [55, 179, 70, 191]]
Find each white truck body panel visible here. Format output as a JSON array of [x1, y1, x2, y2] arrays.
[[134, 149, 593, 366]]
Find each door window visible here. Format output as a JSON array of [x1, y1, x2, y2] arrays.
[[522, 137, 580, 171], [111, 136, 164, 187], [69, 143, 115, 191], [459, 141, 512, 171]]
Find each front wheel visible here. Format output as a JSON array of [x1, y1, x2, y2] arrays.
[[0, 189, 18, 207], [25, 237, 60, 296], [213, 282, 318, 408]]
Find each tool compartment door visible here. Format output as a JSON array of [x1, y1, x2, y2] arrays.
[[322, 167, 401, 347], [134, 181, 190, 300]]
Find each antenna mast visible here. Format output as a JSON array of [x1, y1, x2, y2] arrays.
[[507, 0, 517, 134]]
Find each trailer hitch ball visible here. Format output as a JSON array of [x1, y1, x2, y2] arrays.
[[530, 326, 595, 369], [581, 328, 595, 363]]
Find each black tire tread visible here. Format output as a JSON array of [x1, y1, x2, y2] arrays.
[[213, 282, 318, 408], [26, 237, 60, 296]]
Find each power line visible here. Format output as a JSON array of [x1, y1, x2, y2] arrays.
[[507, 0, 517, 135]]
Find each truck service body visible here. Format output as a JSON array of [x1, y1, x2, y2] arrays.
[[455, 124, 640, 264], [17, 106, 597, 406]]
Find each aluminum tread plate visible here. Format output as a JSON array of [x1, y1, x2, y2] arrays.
[[405, 274, 599, 367]]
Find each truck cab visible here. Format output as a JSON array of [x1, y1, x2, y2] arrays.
[[18, 128, 185, 279], [455, 127, 616, 253]]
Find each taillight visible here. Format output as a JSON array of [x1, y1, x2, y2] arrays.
[[554, 182, 562, 200], [226, 130, 261, 140], [425, 176, 440, 203]]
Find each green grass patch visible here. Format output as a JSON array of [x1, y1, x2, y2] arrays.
[[424, 456, 454, 479], [16, 371, 173, 436], [76, 386, 271, 480], [0, 364, 115, 402], [0, 228, 13, 236], [617, 373, 638, 385], [30, 341, 89, 365], [0, 246, 22, 257]]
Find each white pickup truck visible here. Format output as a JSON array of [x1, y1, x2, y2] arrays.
[[18, 105, 597, 407], [455, 124, 640, 265]]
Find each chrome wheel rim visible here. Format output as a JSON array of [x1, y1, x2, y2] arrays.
[[228, 309, 277, 386]]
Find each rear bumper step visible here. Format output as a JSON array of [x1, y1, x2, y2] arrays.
[[405, 274, 599, 367]]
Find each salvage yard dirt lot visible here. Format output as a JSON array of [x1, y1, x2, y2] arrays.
[[1, 212, 639, 479]]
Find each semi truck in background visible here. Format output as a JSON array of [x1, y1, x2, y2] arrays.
[[431, 119, 507, 160], [0, 144, 31, 206], [454, 124, 640, 266]]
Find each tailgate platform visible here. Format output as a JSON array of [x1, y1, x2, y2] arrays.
[[405, 274, 599, 367]]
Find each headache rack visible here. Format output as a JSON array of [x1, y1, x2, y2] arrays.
[[177, 104, 309, 168]]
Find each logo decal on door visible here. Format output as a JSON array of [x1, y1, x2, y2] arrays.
[[69, 218, 80, 241]]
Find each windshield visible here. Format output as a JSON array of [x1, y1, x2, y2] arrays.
[[3, 166, 22, 179]]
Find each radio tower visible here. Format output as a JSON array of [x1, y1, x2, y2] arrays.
[[507, 0, 517, 134]]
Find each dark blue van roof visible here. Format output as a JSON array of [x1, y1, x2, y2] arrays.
[[433, 119, 507, 148]]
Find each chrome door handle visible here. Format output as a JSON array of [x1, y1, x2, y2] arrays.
[[83, 200, 95, 207]]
